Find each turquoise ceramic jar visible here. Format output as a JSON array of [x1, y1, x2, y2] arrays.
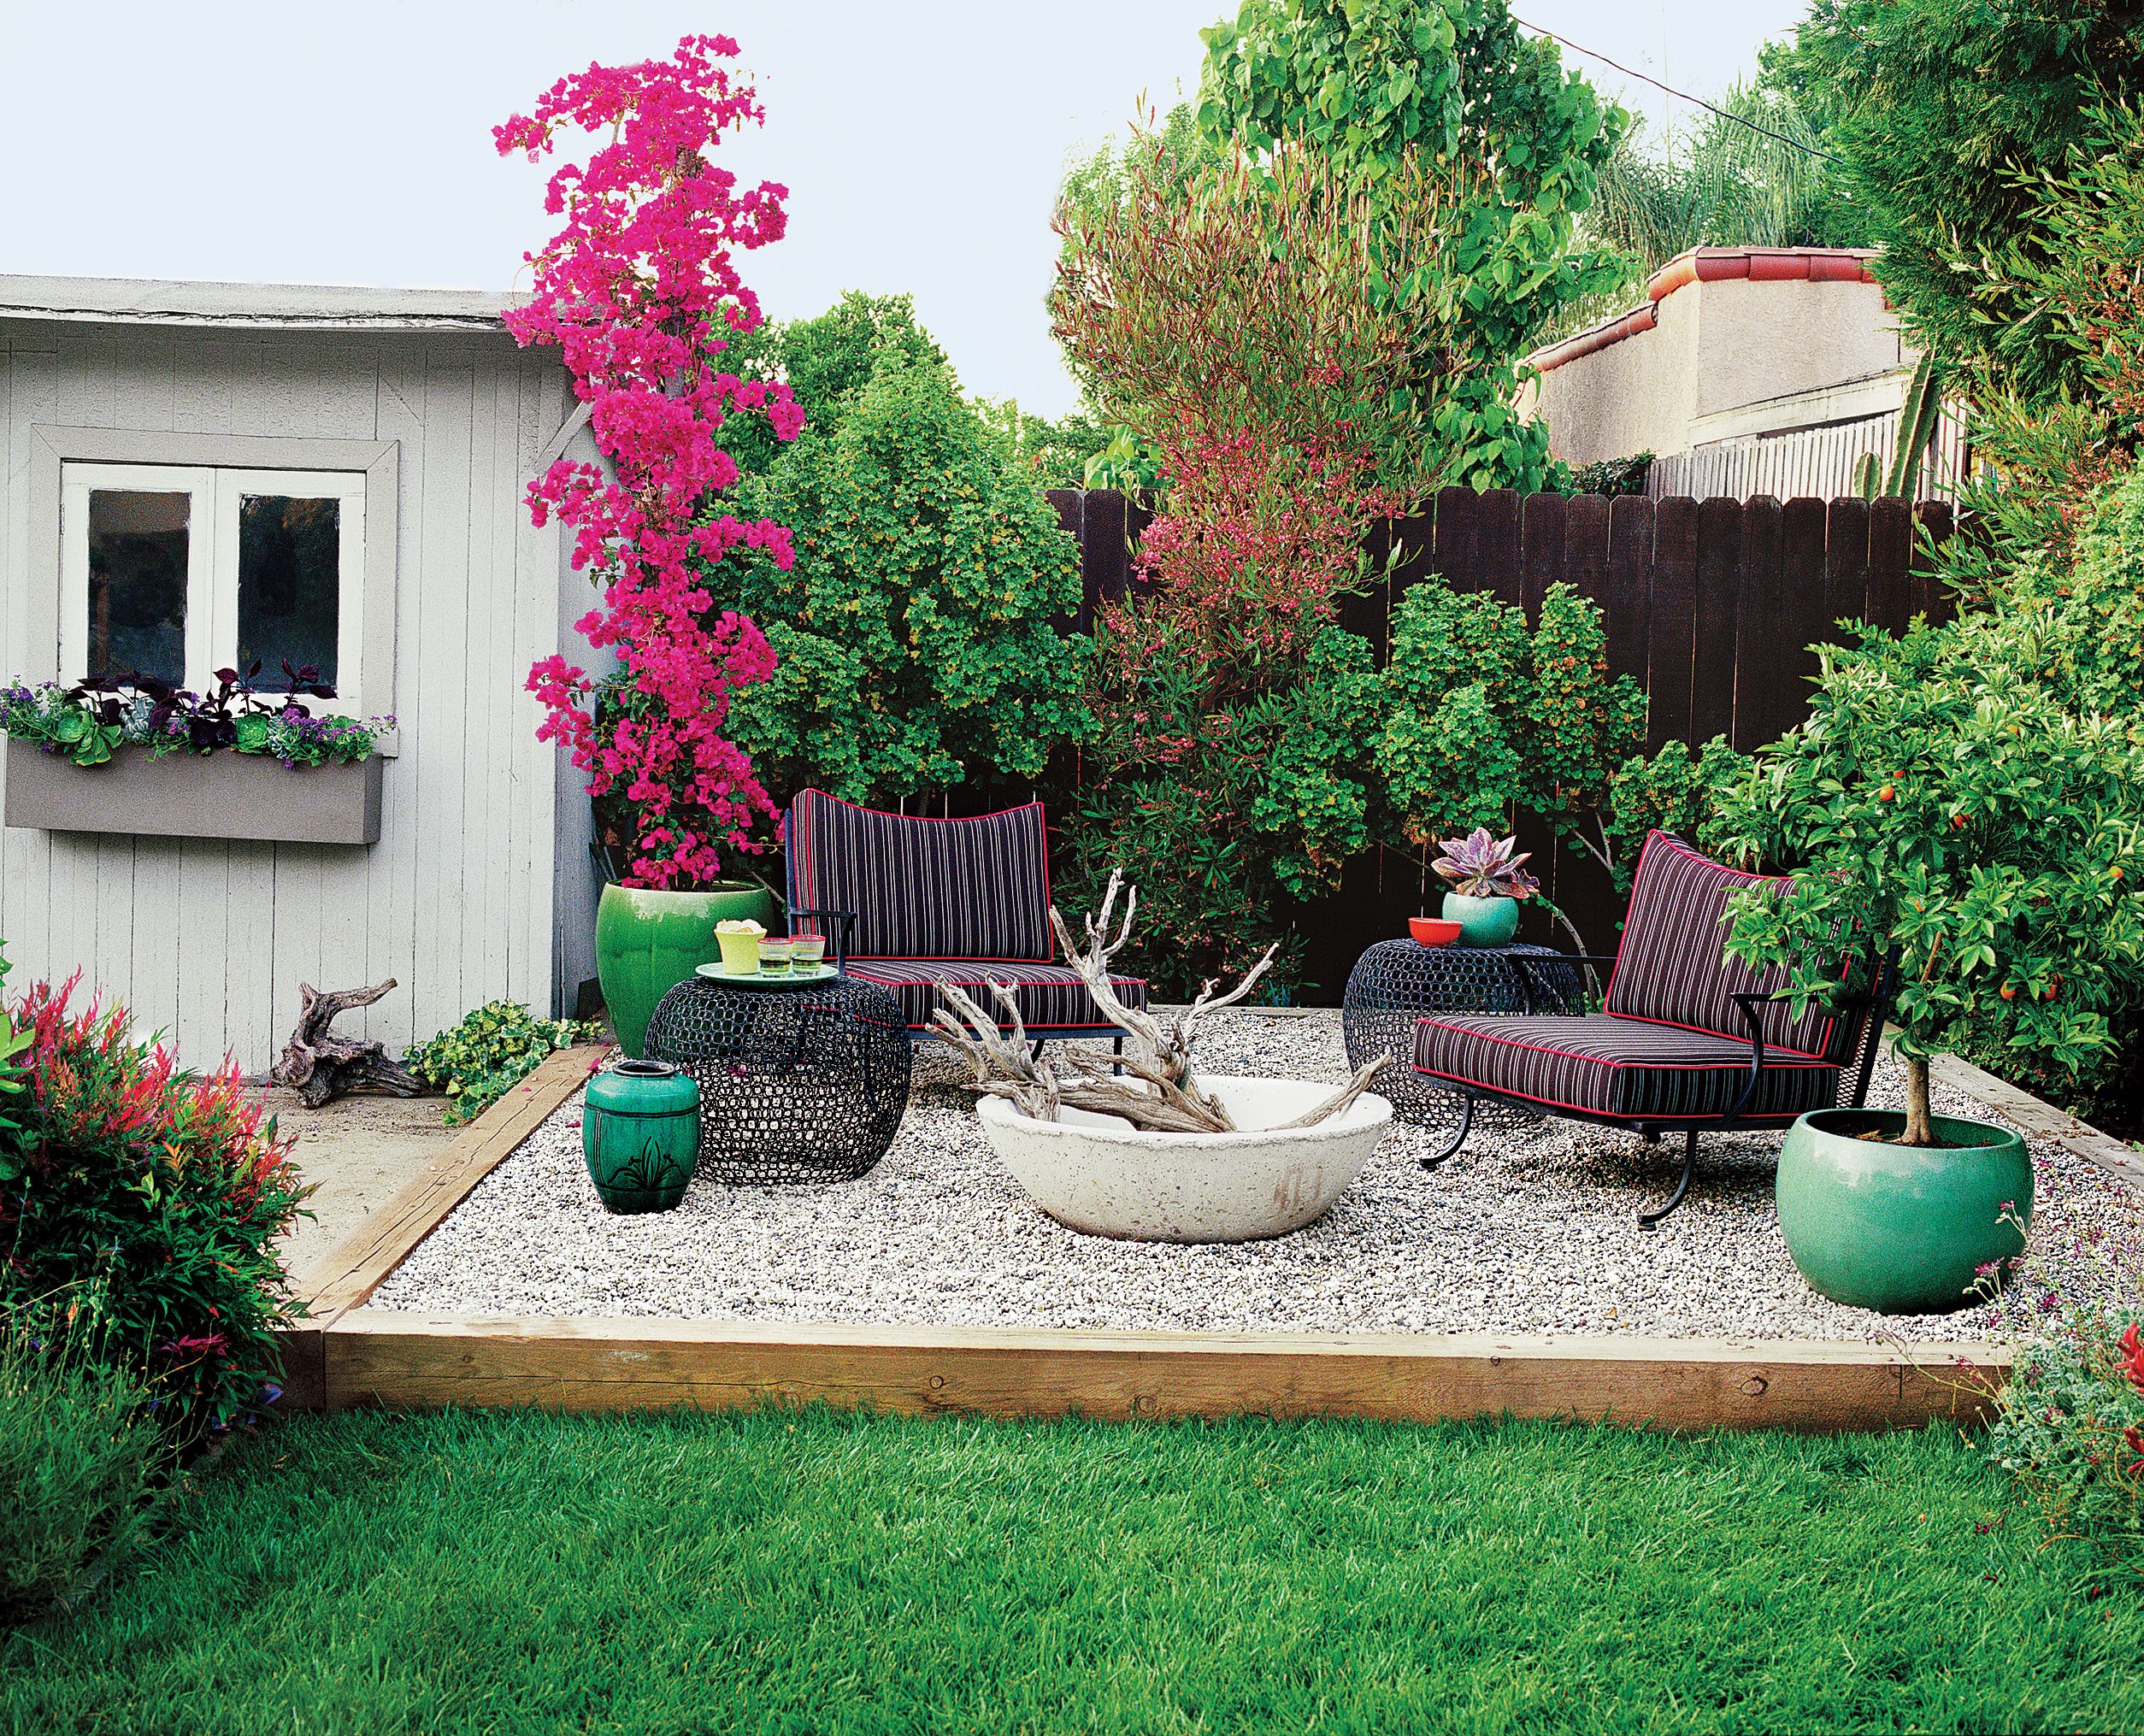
[[1776, 1107, 2033, 1315], [1441, 892, 1520, 948], [582, 1060, 701, 1215]]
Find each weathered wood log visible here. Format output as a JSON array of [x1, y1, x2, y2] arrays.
[[930, 871, 1377, 1135], [271, 979, 422, 1109]]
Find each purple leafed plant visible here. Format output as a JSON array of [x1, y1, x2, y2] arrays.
[[1433, 828, 1540, 899]]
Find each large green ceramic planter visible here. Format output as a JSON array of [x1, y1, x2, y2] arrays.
[[1776, 1107, 2033, 1315], [582, 1060, 701, 1214], [1442, 892, 1520, 948], [595, 880, 774, 1058]]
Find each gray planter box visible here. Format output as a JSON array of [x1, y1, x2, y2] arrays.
[[4, 737, 383, 845]]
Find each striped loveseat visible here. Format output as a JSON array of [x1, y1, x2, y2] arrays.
[[1411, 831, 1891, 1226], [783, 790, 1147, 1039]]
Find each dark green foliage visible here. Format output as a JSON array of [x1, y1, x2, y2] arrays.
[[1552, 451, 1652, 498], [1767, 0, 2144, 403], [0, 1315, 168, 1626], [403, 1002, 601, 1128], [723, 350, 1087, 809], [5, 1406, 2142, 1732], [1057, 625, 1376, 998]]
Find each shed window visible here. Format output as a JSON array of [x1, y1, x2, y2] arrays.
[[62, 462, 368, 713]]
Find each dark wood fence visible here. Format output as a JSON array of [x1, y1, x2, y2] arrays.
[[1020, 488, 1956, 997]]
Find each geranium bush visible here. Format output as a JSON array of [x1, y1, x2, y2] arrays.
[[0, 967, 308, 1448], [501, 36, 804, 890]]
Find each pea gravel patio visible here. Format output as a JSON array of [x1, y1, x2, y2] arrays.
[[369, 1009, 2141, 1343]]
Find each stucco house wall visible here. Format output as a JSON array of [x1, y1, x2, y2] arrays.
[[0, 276, 598, 1067], [1518, 248, 1938, 495]]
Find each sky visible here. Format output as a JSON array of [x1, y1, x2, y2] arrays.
[[0, 0, 1810, 419]]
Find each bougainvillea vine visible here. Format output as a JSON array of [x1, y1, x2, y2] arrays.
[[499, 34, 804, 889]]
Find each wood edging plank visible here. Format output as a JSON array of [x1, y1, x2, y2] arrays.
[[1929, 1049, 2143, 1193], [321, 1309, 2004, 1434], [286, 1043, 607, 1331]]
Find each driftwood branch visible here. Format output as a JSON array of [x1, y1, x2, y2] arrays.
[[270, 979, 421, 1109], [934, 874, 1375, 1136]]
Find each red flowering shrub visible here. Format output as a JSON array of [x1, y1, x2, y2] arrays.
[[500, 36, 805, 889], [0, 973, 307, 1447]]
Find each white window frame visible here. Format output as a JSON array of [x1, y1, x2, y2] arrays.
[[61, 463, 370, 715], [31, 427, 400, 754]]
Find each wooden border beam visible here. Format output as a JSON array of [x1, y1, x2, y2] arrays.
[[322, 1309, 2003, 1434]]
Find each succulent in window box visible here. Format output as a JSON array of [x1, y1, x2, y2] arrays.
[[1431, 827, 1539, 947]]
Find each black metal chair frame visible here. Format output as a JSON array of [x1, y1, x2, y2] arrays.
[[1421, 951, 1897, 1229]]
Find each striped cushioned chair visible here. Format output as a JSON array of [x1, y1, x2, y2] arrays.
[[1411, 831, 1891, 1226], [784, 790, 1147, 1038]]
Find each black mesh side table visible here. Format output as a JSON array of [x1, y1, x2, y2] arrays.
[[1343, 940, 1587, 1129], [644, 968, 911, 1185]]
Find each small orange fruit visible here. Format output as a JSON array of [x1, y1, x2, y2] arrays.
[[2000, 983, 2017, 1001], [1878, 784, 1896, 802]]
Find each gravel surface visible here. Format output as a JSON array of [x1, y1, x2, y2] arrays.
[[371, 1009, 2141, 1342]]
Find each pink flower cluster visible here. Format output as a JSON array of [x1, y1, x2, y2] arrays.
[[500, 35, 804, 889]]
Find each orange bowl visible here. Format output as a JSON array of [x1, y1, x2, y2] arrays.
[[1409, 916, 1463, 948]]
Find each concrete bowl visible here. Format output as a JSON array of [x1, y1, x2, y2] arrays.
[[975, 1074, 1392, 1244]]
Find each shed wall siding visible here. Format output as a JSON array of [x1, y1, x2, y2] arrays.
[[0, 324, 579, 1067]]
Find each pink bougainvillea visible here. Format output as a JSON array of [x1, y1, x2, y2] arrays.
[[499, 34, 804, 889]]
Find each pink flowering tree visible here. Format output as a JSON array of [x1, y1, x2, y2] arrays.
[[499, 35, 805, 890]]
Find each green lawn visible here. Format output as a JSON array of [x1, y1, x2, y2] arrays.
[[2, 1407, 2136, 1735]]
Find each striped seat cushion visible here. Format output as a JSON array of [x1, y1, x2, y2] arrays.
[[1413, 1013, 1840, 1122], [1605, 831, 1842, 1059], [847, 960, 1148, 1033], [786, 791, 1053, 961]]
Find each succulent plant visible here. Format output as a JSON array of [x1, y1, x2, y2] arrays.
[[1432, 827, 1540, 900]]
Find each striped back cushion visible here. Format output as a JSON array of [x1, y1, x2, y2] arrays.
[[1604, 832, 1838, 1058], [785, 791, 1054, 961]]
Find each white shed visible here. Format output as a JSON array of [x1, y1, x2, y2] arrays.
[[0, 275, 601, 1068]]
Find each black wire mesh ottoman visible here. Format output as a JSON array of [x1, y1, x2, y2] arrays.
[[644, 967, 912, 1185], [1341, 939, 1586, 1130]]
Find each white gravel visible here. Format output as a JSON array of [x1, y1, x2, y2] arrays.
[[369, 1009, 2142, 1343]]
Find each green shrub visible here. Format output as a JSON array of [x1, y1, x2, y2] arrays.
[[404, 1002, 601, 1127], [722, 348, 1087, 807], [0, 1309, 168, 1625], [1553, 452, 1655, 497], [0, 974, 309, 1447]]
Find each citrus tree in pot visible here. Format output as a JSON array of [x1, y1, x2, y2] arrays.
[[501, 38, 804, 1056], [1711, 609, 2144, 1313]]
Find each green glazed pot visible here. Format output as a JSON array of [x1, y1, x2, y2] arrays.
[[1442, 892, 1520, 948], [582, 1060, 700, 1214], [595, 880, 774, 1058], [1776, 1107, 2033, 1315]]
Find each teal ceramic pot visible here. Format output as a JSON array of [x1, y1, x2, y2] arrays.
[[594, 881, 774, 1058], [1776, 1108, 2033, 1315], [1441, 892, 1520, 948], [582, 1061, 701, 1214]]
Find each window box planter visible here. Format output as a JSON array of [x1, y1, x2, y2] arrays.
[[3, 737, 383, 845]]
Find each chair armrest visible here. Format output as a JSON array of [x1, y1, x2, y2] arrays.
[[1724, 991, 1775, 1124], [787, 906, 857, 971], [1506, 952, 1615, 1015]]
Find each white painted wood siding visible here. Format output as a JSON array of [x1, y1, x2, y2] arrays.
[[0, 321, 584, 1068]]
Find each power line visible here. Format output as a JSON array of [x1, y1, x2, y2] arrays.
[[1511, 15, 1848, 165]]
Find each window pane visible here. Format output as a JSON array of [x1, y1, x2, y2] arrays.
[[237, 494, 340, 692], [86, 489, 190, 684]]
